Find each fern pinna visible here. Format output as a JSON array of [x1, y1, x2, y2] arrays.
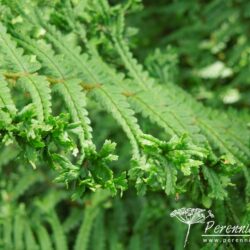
[[0, 0, 249, 249]]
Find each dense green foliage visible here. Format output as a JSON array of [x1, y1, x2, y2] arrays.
[[0, 0, 249, 249]]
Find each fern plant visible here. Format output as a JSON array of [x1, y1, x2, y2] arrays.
[[0, 0, 249, 249]]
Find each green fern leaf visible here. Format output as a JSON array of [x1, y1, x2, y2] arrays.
[[14, 210, 25, 250], [90, 211, 106, 250], [0, 23, 51, 121], [36, 224, 53, 250], [0, 75, 16, 115], [48, 211, 68, 250], [74, 190, 110, 250], [24, 222, 39, 250], [13, 35, 93, 151]]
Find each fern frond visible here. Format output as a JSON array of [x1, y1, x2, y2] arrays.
[[0, 23, 51, 121], [90, 211, 106, 250], [2, 217, 13, 250], [113, 37, 154, 90], [202, 166, 228, 199], [36, 224, 53, 250], [12, 34, 93, 154], [53, 79, 92, 141], [14, 208, 25, 250], [112, 35, 249, 164], [91, 0, 151, 90], [48, 210, 68, 250], [18, 75, 51, 119], [85, 43, 206, 147], [89, 84, 141, 157], [112, 199, 127, 238], [16, 20, 143, 159], [0, 75, 16, 115], [24, 222, 39, 250], [85, 0, 250, 166], [87, 46, 206, 144], [0, 24, 40, 73], [198, 110, 250, 164], [109, 41, 205, 143], [80, 210, 102, 250], [74, 190, 110, 250], [161, 82, 250, 164]]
